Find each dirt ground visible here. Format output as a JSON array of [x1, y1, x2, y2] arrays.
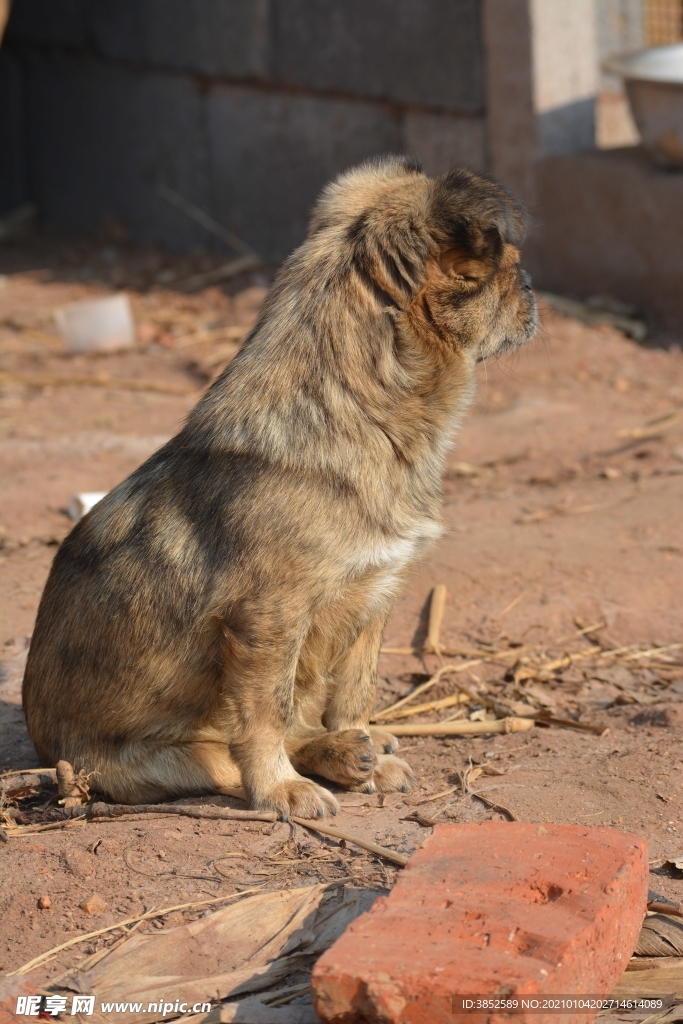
[[0, 233, 681, 998]]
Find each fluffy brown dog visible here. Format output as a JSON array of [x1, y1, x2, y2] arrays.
[[23, 158, 537, 819]]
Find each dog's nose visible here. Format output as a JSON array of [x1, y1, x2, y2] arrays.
[[521, 270, 533, 290]]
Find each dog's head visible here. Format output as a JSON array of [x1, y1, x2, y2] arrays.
[[308, 156, 537, 363]]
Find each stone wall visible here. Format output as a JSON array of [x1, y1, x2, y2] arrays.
[[0, 0, 488, 258]]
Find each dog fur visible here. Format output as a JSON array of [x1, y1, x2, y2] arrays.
[[23, 157, 538, 819]]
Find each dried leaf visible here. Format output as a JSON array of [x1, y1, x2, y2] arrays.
[[522, 684, 557, 709], [58, 885, 365, 1023], [636, 915, 683, 957], [610, 957, 683, 999]]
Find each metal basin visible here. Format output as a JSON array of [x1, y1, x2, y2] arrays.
[[605, 44, 683, 168]]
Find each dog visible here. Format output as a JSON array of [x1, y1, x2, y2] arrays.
[[23, 157, 538, 819]]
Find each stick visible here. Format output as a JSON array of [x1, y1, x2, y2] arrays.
[[376, 692, 470, 721], [6, 819, 88, 836], [424, 584, 447, 655], [373, 662, 483, 720], [0, 371, 197, 396], [621, 643, 682, 662], [88, 802, 276, 823], [499, 591, 526, 617], [380, 645, 486, 657], [178, 254, 263, 292], [156, 184, 256, 256], [535, 714, 609, 736], [9, 890, 261, 976], [647, 900, 683, 918], [386, 718, 535, 736], [514, 641, 682, 682], [418, 785, 460, 804], [554, 622, 605, 643], [15, 798, 409, 867], [174, 325, 246, 349], [470, 791, 518, 821], [617, 411, 682, 440], [290, 817, 408, 867], [0, 768, 56, 780]]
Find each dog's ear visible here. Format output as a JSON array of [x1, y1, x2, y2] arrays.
[[429, 169, 528, 284]]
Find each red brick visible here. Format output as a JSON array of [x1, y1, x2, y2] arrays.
[[312, 822, 648, 1024]]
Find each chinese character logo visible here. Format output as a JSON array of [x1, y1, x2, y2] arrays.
[[16, 996, 41, 1016], [44, 995, 68, 1016], [71, 995, 95, 1015], [16, 994, 95, 1017]]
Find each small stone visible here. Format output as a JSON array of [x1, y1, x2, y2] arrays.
[[79, 894, 107, 915], [37, 896, 51, 910], [61, 846, 94, 877]]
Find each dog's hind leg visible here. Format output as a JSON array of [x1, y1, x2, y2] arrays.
[[86, 739, 242, 805]]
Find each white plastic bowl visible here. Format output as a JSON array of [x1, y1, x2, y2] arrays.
[[604, 44, 683, 168], [54, 293, 135, 353], [68, 492, 108, 521]]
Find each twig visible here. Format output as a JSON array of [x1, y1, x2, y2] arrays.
[[515, 499, 626, 524], [418, 785, 460, 804], [372, 662, 483, 720], [178, 255, 263, 292], [156, 184, 255, 256], [377, 692, 470, 721], [535, 713, 609, 737], [621, 643, 682, 662], [471, 791, 518, 821], [0, 371, 197, 396], [380, 645, 488, 657], [400, 809, 442, 827], [499, 591, 526, 617], [6, 819, 88, 836], [513, 641, 681, 682], [5, 802, 276, 836], [16, 797, 408, 868], [52, 918, 146, 981], [647, 900, 683, 918], [0, 768, 56, 780], [88, 801, 276, 823], [174, 325, 247, 349], [617, 411, 682, 440], [122, 846, 220, 883], [424, 584, 447, 656], [554, 622, 605, 643], [290, 817, 409, 867], [8, 890, 261, 976], [386, 718, 535, 737]]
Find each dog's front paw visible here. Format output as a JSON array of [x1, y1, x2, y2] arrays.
[[254, 777, 339, 821], [291, 728, 377, 787], [369, 726, 400, 755], [354, 753, 416, 794]]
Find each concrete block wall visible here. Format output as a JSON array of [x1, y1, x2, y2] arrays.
[[529, 147, 683, 334], [1, 0, 488, 258], [5, 0, 677, 332]]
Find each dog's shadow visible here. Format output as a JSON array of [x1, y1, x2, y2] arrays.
[[409, 590, 433, 652], [0, 642, 39, 770]]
